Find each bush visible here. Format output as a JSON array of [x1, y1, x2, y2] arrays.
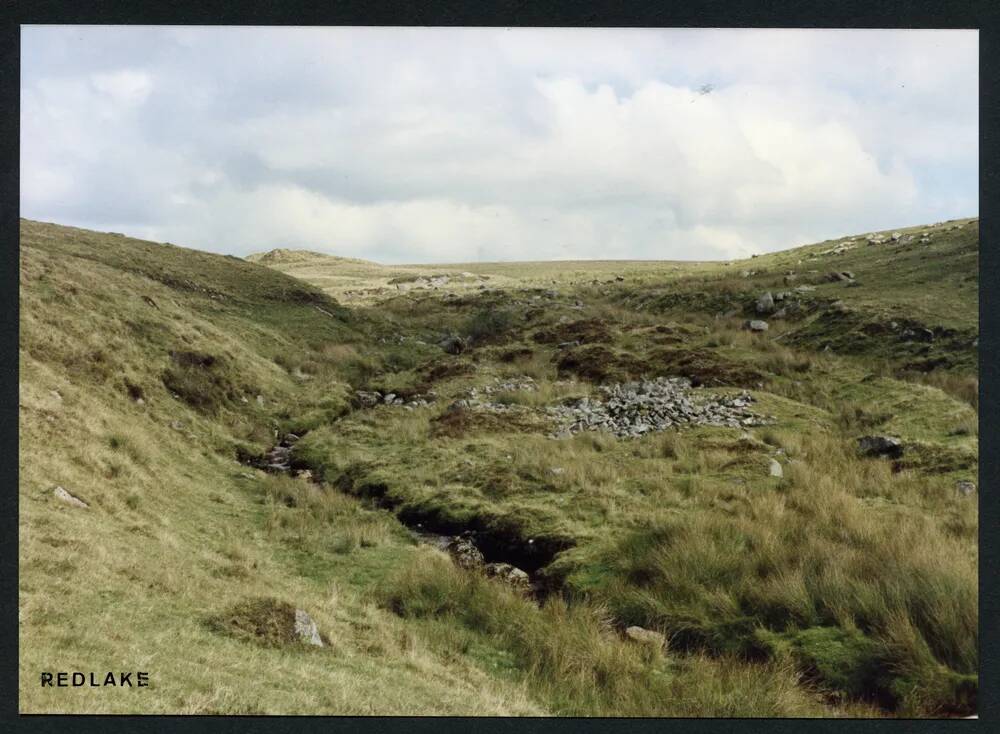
[[162, 350, 238, 414]]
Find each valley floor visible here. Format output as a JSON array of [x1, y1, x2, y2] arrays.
[[19, 218, 978, 716]]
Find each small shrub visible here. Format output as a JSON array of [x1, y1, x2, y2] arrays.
[[161, 349, 244, 414], [207, 597, 301, 648], [466, 308, 515, 344]]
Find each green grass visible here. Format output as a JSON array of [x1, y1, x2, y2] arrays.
[[20, 217, 977, 716]]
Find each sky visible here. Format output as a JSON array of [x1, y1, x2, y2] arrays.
[[21, 26, 978, 263]]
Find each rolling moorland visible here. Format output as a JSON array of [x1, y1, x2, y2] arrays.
[[19, 216, 978, 716]]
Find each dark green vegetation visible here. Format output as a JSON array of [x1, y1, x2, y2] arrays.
[[20, 218, 978, 716]]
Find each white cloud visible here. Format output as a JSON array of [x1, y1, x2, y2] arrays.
[[20, 27, 977, 263], [90, 69, 152, 106]]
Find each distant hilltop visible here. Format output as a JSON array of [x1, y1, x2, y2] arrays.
[[245, 248, 373, 266]]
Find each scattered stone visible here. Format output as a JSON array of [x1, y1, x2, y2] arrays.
[[54, 486, 88, 509], [857, 435, 904, 459], [756, 292, 775, 314], [454, 377, 537, 414], [956, 480, 976, 497], [891, 232, 902, 241], [745, 320, 769, 332], [625, 626, 667, 649], [783, 274, 797, 285], [294, 609, 324, 647], [901, 327, 934, 343], [549, 467, 565, 476], [355, 389, 434, 409], [769, 458, 783, 478]]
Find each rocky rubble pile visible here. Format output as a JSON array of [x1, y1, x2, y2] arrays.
[[547, 376, 771, 439]]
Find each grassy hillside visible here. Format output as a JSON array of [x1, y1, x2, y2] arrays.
[[20, 218, 978, 716], [19, 220, 541, 714]]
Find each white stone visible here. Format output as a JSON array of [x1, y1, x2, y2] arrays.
[[294, 609, 323, 647], [54, 486, 88, 509]]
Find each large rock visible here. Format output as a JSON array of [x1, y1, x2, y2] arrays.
[[744, 320, 769, 332], [484, 562, 531, 590], [769, 458, 783, 478], [438, 336, 467, 355], [857, 435, 904, 459], [625, 626, 667, 649], [445, 535, 484, 569], [355, 390, 382, 408], [294, 609, 324, 647], [756, 292, 775, 314]]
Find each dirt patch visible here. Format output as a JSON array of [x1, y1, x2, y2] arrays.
[[430, 406, 538, 438], [532, 318, 612, 346], [421, 358, 474, 382], [498, 346, 536, 363], [555, 345, 646, 383], [123, 379, 145, 402], [891, 443, 977, 475], [646, 347, 765, 388], [169, 350, 219, 368]]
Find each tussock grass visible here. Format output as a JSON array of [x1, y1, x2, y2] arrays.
[[380, 550, 832, 717], [914, 372, 978, 410]]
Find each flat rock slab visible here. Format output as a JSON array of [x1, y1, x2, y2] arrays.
[[53, 486, 88, 509], [625, 626, 667, 649]]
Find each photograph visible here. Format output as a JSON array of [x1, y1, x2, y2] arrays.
[[18, 24, 978, 718]]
